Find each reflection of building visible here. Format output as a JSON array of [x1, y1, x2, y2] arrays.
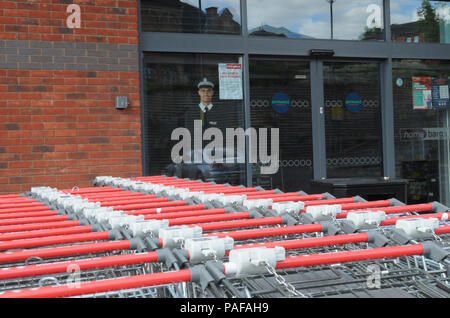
[[141, 0, 240, 34], [392, 20, 450, 44], [391, 22, 423, 43]]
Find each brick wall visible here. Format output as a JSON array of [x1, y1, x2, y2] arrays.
[[0, 0, 142, 194]]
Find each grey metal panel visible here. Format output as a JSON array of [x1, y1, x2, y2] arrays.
[[246, 37, 391, 59], [380, 58, 396, 178], [141, 32, 246, 54], [141, 32, 450, 60], [241, 0, 249, 38], [383, 0, 391, 42], [310, 60, 327, 180], [242, 54, 252, 187], [391, 43, 450, 60]]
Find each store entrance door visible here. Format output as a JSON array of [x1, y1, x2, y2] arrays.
[[322, 61, 384, 179]]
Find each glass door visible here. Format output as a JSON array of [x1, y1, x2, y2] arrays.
[[249, 57, 314, 192], [323, 62, 384, 179]]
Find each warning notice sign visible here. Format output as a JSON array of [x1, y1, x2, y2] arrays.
[[218, 63, 243, 100]]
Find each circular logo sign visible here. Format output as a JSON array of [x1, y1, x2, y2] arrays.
[[272, 93, 290, 114], [345, 92, 363, 113], [396, 77, 404, 87]]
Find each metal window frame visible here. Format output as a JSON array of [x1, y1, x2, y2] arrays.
[[139, 0, 450, 186]]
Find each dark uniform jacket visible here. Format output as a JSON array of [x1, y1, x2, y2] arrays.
[[183, 103, 229, 135]]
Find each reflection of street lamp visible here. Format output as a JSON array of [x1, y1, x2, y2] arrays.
[[326, 0, 336, 39]]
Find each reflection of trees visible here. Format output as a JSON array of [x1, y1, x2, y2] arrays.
[[359, 27, 383, 41], [417, 0, 440, 42], [391, 0, 450, 43]]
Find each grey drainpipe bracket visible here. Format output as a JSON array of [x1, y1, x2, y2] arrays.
[[190, 265, 215, 292], [422, 242, 449, 263]]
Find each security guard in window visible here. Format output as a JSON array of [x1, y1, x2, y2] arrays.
[[184, 78, 225, 134]]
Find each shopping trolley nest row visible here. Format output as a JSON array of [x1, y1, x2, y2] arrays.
[[0, 176, 448, 298]]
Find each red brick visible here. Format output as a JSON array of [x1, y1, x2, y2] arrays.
[[28, 10, 51, 19], [54, 145, 77, 152], [0, 2, 17, 9], [55, 130, 77, 137], [118, 1, 138, 8], [43, 152, 67, 160], [18, 137, 45, 146], [0, 33, 17, 40], [8, 145, 32, 153], [32, 161, 55, 168], [9, 161, 32, 169], [0, 16, 16, 24], [8, 131, 31, 138], [32, 176, 57, 184]]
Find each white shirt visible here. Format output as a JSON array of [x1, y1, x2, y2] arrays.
[[199, 103, 214, 113]]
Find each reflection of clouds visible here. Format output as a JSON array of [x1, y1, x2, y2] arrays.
[[247, 0, 383, 40]]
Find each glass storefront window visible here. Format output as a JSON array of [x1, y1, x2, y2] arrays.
[[247, 0, 384, 41], [249, 58, 313, 192], [391, 0, 450, 44], [393, 59, 450, 206], [141, 0, 241, 35], [143, 53, 246, 185], [323, 62, 384, 178]]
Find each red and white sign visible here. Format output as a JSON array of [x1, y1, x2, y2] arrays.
[[218, 63, 243, 100]]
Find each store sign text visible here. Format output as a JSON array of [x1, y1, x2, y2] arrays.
[[400, 128, 450, 141]]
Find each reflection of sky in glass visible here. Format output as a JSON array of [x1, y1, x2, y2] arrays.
[[181, 0, 241, 23], [391, 0, 450, 24], [246, 0, 383, 40]]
